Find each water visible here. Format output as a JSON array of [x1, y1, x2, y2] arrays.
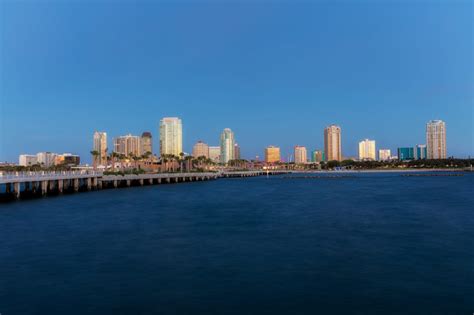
[[0, 173, 473, 314]]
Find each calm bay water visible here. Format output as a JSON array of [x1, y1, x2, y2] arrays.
[[0, 173, 473, 314]]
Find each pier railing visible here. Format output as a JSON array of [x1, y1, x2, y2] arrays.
[[0, 171, 103, 184]]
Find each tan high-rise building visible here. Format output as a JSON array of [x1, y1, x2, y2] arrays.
[[359, 139, 376, 161], [159, 117, 183, 157], [265, 146, 280, 163], [324, 125, 342, 161], [234, 143, 241, 160], [378, 149, 391, 161], [93, 131, 108, 165], [141, 132, 153, 155], [114, 134, 141, 157], [426, 120, 446, 159], [294, 146, 307, 164], [193, 141, 209, 158]]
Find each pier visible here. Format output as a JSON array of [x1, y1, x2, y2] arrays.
[[0, 171, 103, 200], [221, 170, 291, 178], [0, 171, 268, 201], [100, 172, 219, 189]]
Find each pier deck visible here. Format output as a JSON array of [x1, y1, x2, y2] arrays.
[[0, 170, 284, 201]]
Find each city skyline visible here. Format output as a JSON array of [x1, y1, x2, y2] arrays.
[[1, 2, 473, 162], [11, 118, 463, 164]]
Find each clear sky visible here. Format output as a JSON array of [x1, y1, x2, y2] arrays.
[[1, 1, 473, 163]]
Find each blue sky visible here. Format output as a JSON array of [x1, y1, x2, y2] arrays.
[[1, 1, 473, 162]]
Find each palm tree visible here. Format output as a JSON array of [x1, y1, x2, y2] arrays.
[[161, 154, 174, 172], [144, 151, 152, 160], [132, 154, 140, 169], [108, 152, 115, 172], [141, 151, 152, 167], [179, 152, 185, 172], [119, 154, 127, 170], [90, 150, 99, 170], [184, 156, 194, 172], [170, 154, 178, 172], [109, 152, 121, 172]]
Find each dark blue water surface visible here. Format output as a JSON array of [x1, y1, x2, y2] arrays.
[[1, 173, 473, 315]]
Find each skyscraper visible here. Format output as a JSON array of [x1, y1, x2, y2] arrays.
[[378, 149, 391, 161], [426, 120, 446, 159], [265, 146, 280, 163], [294, 146, 307, 164], [193, 141, 209, 158], [414, 144, 427, 160], [324, 125, 342, 161], [358, 139, 376, 160], [234, 143, 241, 160], [113, 134, 141, 157], [141, 132, 153, 155], [159, 117, 183, 157], [93, 131, 107, 165], [220, 128, 235, 163]]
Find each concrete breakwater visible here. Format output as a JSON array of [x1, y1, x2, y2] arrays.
[[0, 170, 284, 202]]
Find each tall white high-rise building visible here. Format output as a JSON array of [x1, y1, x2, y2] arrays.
[[93, 131, 108, 165], [220, 128, 235, 164], [378, 149, 391, 161], [426, 120, 446, 159], [359, 139, 376, 160], [294, 146, 307, 164], [324, 125, 342, 161], [159, 117, 183, 157]]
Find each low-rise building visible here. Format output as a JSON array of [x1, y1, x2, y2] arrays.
[[19, 154, 38, 166], [209, 146, 221, 163], [36, 152, 57, 167], [54, 153, 80, 166]]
